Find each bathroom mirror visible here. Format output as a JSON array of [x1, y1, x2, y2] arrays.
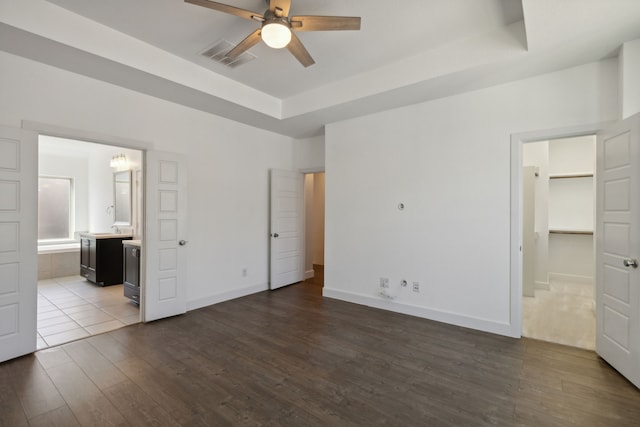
[[113, 170, 132, 226]]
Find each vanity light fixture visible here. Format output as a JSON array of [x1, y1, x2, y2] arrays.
[[110, 154, 128, 169]]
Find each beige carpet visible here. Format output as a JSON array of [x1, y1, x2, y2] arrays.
[[522, 279, 595, 350]]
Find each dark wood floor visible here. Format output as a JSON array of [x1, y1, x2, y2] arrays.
[[1, 280, 639, 426]]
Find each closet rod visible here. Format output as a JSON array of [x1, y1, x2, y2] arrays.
[[549, 229, 593, 235], [549, 173, 593, 179]]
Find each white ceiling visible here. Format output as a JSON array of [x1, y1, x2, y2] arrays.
[[45, 0, 524, 99], [2, 0, 640, 137]]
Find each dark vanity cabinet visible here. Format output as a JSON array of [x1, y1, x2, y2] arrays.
[[123, 241, 141, 304], [80, 235, 132, 286]]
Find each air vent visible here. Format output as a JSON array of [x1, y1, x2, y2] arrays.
[[200, 40, 256, 68]]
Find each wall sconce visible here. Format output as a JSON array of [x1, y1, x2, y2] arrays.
[[110, 154, 128, 169]]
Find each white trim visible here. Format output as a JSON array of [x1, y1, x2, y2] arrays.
[[186, 283, 268, 311], [38, 243, 80, 254], [22, 120, 153, 150], [510, 121, 612, 338], [549, 272, 594, 285], [22, 120, 152, 322], [299, 167, 325, 174], [304, 269, 315, 280], [323, 287, 514, 337], [534, 281, 550, 291]]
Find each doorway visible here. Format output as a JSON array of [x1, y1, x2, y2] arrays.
[[520, 135, 596, 349], [303, 172, 325, 288], [36, 135, 144, 349]]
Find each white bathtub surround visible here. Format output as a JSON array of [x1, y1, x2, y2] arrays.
[[38, 243, 81, 280]]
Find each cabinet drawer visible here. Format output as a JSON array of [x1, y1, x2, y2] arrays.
[[80, 266, 96, 283], [124, 282, 140, 304]]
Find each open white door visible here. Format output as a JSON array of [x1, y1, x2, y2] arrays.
[[596, 113, 640, 388], [0, 126, 37, 362], [144, 151, 187, 322], [270, 169, 304, 290]]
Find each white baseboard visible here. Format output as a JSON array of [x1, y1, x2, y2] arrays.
[[322, 287, 514, 338], [186, 283, 268, 311], [549, 272, 593, 285], [304, 269, 315, 280], [535, 281, 550, 291]]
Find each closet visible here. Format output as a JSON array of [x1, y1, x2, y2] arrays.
[[522, 135, 596, 349], [547, 136, 595, 283]]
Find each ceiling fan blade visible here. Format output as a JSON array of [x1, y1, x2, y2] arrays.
[[269, 0, 291, 17], [290, 16, 361, 32], [287, 32, 315, 68], [185, 0, 262, 21], [226, 29, 263, 58]]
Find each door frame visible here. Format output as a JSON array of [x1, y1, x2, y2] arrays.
[[509, 121, 613, 338], [22, 120, 152, 322], [267, 167, 325, 289]]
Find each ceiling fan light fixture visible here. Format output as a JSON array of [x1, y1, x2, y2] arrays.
[[261, 21, 291, 49]]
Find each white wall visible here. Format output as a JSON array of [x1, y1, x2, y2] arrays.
[[324, 59, 618, 336], [523, 136, 595, 285], [620, 38, 640, 119], [87, 145, 142, 233], [39, 135, 143, 236], [294, 135, 325, 171], [548, 234, 594, 280], [0, 51, 306, 308], [547, 135, 595, 282], [548, 136, 595, 175]]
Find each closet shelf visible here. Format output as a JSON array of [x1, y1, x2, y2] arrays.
[[549, 229, 593, 235], [549, 172, 593, 179]]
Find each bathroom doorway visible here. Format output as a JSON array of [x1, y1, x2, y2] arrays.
[[521, 135, 596, 349], [36, 135, 144, 349]]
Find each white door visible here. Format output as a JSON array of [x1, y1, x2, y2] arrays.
[[0, 126, 37, 363], [596, 113, 640, 388], [144, 151, 187, 322], [270, 169, 304, 290]]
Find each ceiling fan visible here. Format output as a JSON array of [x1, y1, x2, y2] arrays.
[[185, 0, 361, 67]]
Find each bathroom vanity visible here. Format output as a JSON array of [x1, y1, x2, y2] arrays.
[[122, 240, 141, 304], [80, 233, 132, 286]]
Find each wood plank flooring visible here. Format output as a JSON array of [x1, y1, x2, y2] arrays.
[[1, 281, 639, 426]]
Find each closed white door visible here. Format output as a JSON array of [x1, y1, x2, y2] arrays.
[[270, 169, 304, 290], [144, 151, 187, 322], [0, 126, 37, 363], [596, 113, 640, 388]]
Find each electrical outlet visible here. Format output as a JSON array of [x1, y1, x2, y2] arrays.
[[380, 277, 389, 288], [413, 281, 420, 292], [242, 268, 248, 277]]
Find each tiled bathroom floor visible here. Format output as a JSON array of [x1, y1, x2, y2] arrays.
[[37, 275, 139, 349], [522, 279, 595, 350]]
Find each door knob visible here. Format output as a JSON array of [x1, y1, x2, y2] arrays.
[[271, 233, 279, 238], [623, 258, 638, 268], [179, 240, 187, 246]]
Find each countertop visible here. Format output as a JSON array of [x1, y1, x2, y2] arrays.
[[80, 232, 133, 240]]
